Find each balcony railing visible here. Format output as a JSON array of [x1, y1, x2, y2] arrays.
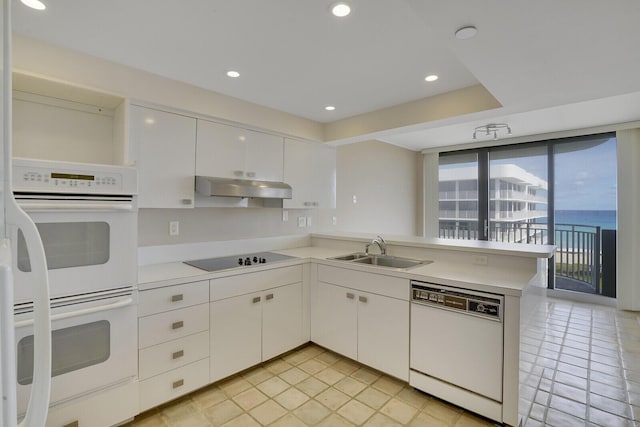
[[555, 223, 601, 294], [439, 221, 605, 294]]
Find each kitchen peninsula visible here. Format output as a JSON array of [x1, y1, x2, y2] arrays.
[[137, 232, 554, 426]]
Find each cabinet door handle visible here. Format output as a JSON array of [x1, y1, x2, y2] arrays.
[[359, 295, 368, 303], [265, 293, 274, 300], [172, 321, 184, 330], [346, 292, 355, 299], [172, 350, 184, 359], [181, 198, 192, 205], [252, 296, 261, 304], [171, 294, 184, 303], [246, 171, 256, 178], [234, 170, 244, 177], [173, 379, 184, 389]]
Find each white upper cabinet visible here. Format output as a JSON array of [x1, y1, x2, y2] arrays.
[[283, 139, 336, 209], [130, 105, 197, 208], [196, 120, 284, 182]]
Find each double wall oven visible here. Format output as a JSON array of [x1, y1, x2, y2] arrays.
[[10, 158, 138, 420]]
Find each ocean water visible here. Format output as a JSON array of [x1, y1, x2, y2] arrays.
[[554, 210, 617, 230]]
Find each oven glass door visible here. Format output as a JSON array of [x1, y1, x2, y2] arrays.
[[15, 293, 137, 415], [12, 208, 136, 303]]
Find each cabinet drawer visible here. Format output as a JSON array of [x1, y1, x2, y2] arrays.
[[139, 358, 209, 412], [318, 265, 409, 300], [139, 303, 209, 349], [139, 331, 209, 380], [138, 280, 209, 316], [211, 265, 303, 301]]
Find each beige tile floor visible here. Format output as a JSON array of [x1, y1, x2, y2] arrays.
[[125, 297, 640, 427], [519, 298, 640, 427]]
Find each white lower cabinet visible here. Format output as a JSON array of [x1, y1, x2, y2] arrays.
[[310, 281, 357, 360], [137, 280, 210, 412], [311, 266, 409, 381], [210, 266, 304, 383], [210, 292, 263, 382], [263, 282, 304, 360]]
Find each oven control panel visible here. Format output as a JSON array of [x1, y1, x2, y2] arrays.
[[12, 158, 137, 194], [411, 282, 502, 321]]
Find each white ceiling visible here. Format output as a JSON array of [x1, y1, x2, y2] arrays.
[[11, 0, 640, 150]]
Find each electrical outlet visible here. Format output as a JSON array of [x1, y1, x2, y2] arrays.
[[472, 255, 488, 266], [169, 221, 179, 236], [352, 195, 357, 204], [306, 216, 313, 227], [282, 210, 289, 222], [332, 216, 337, 226], [297, 216, 307, 228]]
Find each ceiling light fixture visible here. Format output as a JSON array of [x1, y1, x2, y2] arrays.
[[472, 123, 512, 140], [20, 0, 46, 10], [331, 2, 351, 17], [424, 75, 438, 82], [455, 25, 478, 40], [226, 70, 240, 78], [324, 105, 336, 111]]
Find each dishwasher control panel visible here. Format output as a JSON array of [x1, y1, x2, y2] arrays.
[[411, 282, 502, 321]]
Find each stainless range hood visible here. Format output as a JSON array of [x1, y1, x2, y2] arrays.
[[195, 176, 292, 199]]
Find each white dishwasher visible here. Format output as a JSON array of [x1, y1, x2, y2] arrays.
[[409, 281, 504, 422]]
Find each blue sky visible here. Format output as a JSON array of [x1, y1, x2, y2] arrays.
[[491, 138, 617, 211], [553, 138, 617, 210]]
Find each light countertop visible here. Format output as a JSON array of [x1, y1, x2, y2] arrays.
[[139, 245, 543, 297]]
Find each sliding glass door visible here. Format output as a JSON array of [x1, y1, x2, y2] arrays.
[[437, 133, 617, 297]]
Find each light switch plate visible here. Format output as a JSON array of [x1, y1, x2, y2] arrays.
[[169, 221, 179, 236], [282, 210, 289, 222], [297, 216, 307, 228], [306, 216, 313, 227]]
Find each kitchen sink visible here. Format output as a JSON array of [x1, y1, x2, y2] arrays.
[[330, 253, 432, 270]]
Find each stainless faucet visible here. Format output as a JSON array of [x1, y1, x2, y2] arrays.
[[365, 235, 387, 256]]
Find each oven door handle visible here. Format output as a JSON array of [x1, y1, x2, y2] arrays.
[[15, 297, 134, 328], [17, 201, 134, 212]]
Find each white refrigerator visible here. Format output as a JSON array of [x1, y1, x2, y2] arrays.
[[0, 1, 52, 426]]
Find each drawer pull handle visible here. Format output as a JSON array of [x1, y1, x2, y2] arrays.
[[173, 379, 184, 389], [252, 296, 261, 304], [346, 293, 355, 299], [359, 296, 368, 303], [234, 170, 244, 177], [246, 171, 256, 178], [172, 321, 184, 330], [266, 293, 274, 300], [172, 350, 184, 359], [171, 294, 184, 303], [181, 198, 192, 205]]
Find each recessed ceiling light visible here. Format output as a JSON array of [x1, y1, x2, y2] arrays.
[[325, 106, 336, 111], [226, 70, 240, 78], [20, 0, 46, 10], [425, 75, 439, 82], [331, 2, 351, 17], [455, 25, 478, 40]]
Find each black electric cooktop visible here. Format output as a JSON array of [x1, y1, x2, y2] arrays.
[[184, 251, 297, 272]]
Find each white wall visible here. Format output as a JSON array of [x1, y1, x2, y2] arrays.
[[616, 129, 640, 310], [138, 207, 331, 247], [334, 140, 422, 236]]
